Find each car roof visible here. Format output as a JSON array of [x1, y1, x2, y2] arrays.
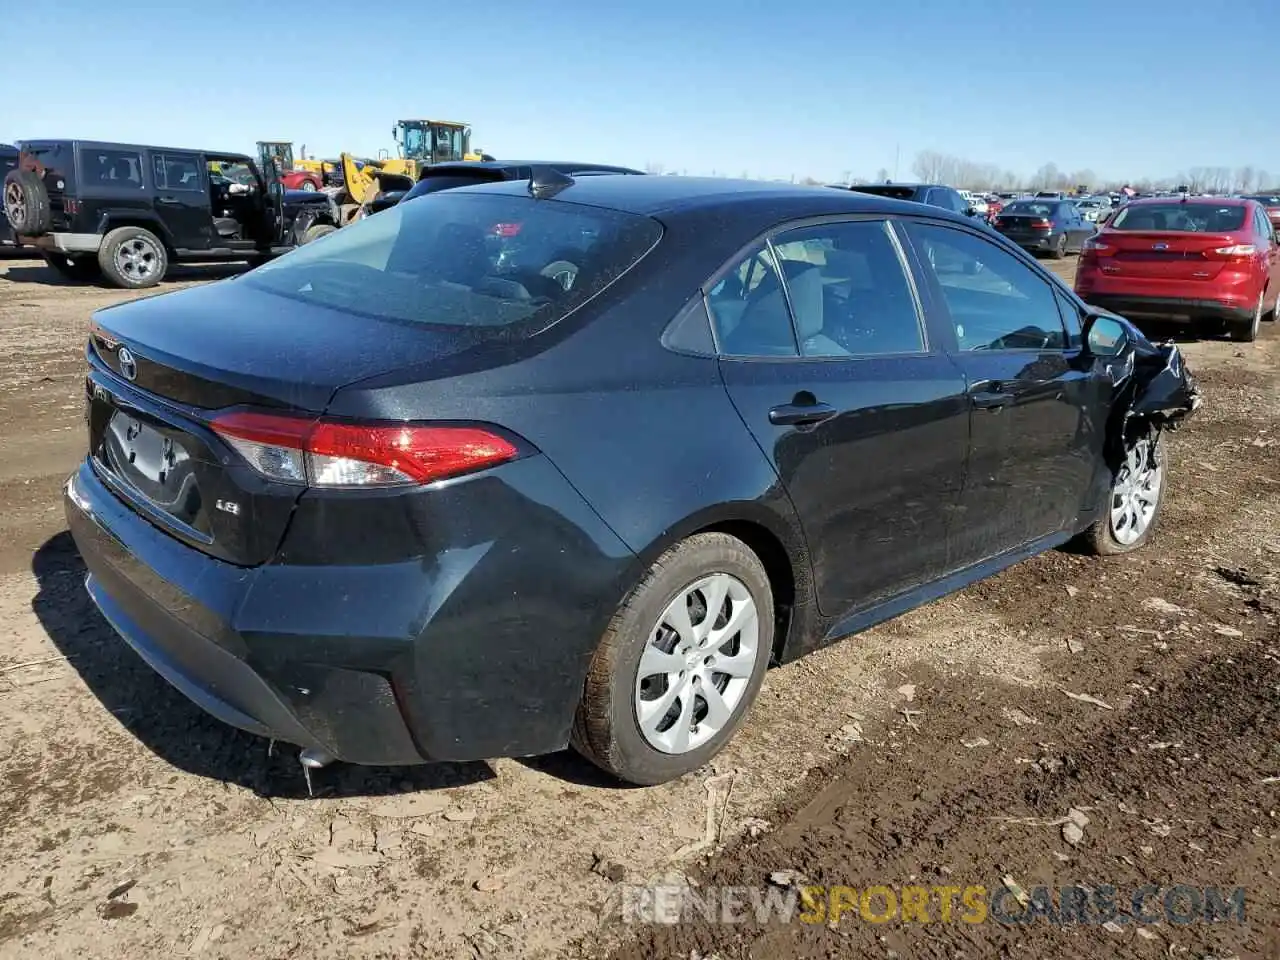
[[446, 174, 980, 222], [848, 182, 931, 190], [15, 138, 251, 162], [427, 160, 644, 175]]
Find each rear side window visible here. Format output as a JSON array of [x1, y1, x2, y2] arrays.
[[1110, 203, 1246, 232], [245, 192, 662, 334], [18, 142, 75, 190], [82, 148, 145, 189], [707, 245, 797, 357], [151, 153, 203, 192], [770, 221, 925, 356]]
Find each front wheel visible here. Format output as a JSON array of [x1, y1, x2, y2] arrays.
[[572, 533, 774, 785], [1081, 429, 1165, 556]]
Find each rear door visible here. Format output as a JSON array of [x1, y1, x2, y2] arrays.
[[903, 220, 1099, 564], [149, 151, 213, 249], [711, 218, 969, 618]]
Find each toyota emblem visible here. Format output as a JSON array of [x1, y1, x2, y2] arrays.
[[118, 347, 137, 381]]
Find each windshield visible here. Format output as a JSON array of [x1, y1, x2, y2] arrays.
[[1002, 201, 1056, 217], [244, 191, 662, 334], [1109, 203, 1247, 232]]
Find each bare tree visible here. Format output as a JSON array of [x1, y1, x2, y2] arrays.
[[1236, 166, 1257, 194], [912, 150, 949, 184], [875, 167, 890, 183], [1033, 162, 1060, 190]]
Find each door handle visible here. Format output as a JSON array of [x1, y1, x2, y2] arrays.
[[769, 401, 837, 427], [968, 379, 1013, 410], [157, 196, 181, 204], [972, 392, 1014, 409]]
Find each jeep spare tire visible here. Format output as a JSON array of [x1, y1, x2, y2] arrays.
[[3, 169, 51, 235]]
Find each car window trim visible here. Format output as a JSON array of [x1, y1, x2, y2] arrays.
[[708, 215, 934, 362], [898, 217, 1074, 355]]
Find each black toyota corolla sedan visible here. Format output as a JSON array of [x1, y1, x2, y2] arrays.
[[65, 172, 1198, 786]]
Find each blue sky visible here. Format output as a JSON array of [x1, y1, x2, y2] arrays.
[[5, 0, 1276, 184]]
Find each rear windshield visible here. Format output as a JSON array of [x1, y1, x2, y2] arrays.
[[244, 191, 662, 333], [1001, 201, 1056, 217], [404, 173, 503, 201], [848, 185, 920, 201], [1110, 203, 1246, 232]]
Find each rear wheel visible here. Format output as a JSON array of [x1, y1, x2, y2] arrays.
[[1229, 293, 1263, 342], [1051, 233, 1068, 259], [41, 252, 101, 282], [97, 226, 167, 289], [571, 533, 774, 785], [300, 180, 318, 192]]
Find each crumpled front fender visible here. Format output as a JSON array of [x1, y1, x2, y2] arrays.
[[1107, 316, 1202, 430]]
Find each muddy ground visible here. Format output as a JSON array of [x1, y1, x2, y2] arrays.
[[0, 252, 1275, 960]]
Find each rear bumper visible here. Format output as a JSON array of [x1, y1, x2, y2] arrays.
[[23, 232, 102, 254], [999, 231, 1056, 251], [1078, 294, 1254, 324], [65, 455, 636, 765]]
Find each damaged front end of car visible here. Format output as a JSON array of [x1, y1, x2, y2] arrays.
[[1096, 313, 1202, 431]]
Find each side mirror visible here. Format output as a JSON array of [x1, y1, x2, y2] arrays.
[[1084, 314, 1127, 357]]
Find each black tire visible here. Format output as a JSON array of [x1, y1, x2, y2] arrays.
[[41, 252, 102, 282], [1051, 233, 1068, 259], [97, 226, 168, 289], [301, 222, 337, 245], [571, 532, 774, 785], [4, 169, 51, 235], [1229, 293, 1263, 342], [1080, 428, 1166, 556]]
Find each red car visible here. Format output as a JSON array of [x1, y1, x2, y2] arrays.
[[280, 169, 323, 192], [1075, 196, 1280, 342]]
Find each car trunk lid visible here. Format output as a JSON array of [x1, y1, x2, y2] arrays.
[[1098, 230, 1240, 280], [85, 278, 493, 566]]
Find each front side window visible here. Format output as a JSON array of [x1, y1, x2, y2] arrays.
[[770, 221, 925, 357], [82, 149, 144, 189], [907, 223, 1067, 351], [706, 245, 797, 357], [245, 191, 660, 334]]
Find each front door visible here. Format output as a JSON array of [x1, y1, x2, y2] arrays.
[[148, 151, 212, 250], [710, 218, 970, 620], [903, 220, 1099, 565]]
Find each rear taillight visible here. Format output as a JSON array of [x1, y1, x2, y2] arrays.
[[1032, 218, 1053, 229], [210, 411, 520, 488], [1206, 243, 1257, 261], [1081, 237, 1114, 256]]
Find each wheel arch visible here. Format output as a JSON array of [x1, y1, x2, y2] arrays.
[[626, 501, 815, 666], [97, 212, 175, 250]]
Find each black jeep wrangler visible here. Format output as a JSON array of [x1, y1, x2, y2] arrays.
[[2, 140, 340, 288]]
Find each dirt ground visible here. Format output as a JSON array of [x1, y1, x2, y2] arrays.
[[0, 252, 1275, 960]]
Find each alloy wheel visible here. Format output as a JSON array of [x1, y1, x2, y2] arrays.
[[114, 236, 161, 283], [1109, 436, 1163, 545], [633, 573, 760, 755], [3, 181, 26, 228]]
